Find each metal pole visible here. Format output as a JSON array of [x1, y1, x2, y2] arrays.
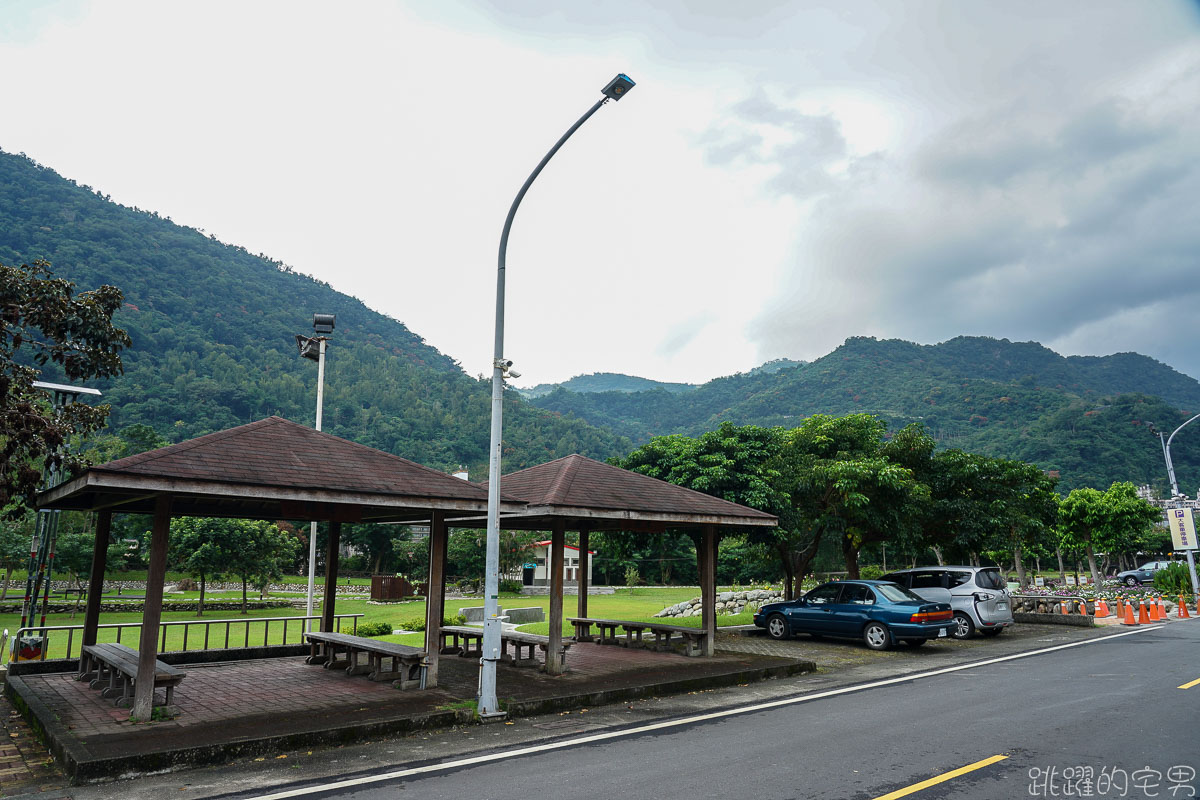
[[1160, 413, 1200, 599], [479, 94, 612, 718], [305, 337, 328, 628], [14, 387, 79, 661]]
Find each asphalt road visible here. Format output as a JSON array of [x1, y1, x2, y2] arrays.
[[203, 621, 1199, 800]]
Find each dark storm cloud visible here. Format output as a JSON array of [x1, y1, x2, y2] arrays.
[[463, 0, 1200, 378], [741, 16, 1200, 378]]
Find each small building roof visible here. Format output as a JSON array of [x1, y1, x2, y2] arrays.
[[38, 416, 523, 523], [471, 454, 777, 532]]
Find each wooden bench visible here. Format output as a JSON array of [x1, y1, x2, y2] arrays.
[[76, 642, 185, 707], [305, 631, 426, 689], [438, 625, 572, 668], [569, 617, 709, 657]]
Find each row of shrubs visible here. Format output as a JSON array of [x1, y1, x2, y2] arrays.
[[355, 614, 469, 638]]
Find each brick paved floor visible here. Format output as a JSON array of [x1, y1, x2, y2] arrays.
[[0, 689, 67, 798], [12, 641, 798, 768]]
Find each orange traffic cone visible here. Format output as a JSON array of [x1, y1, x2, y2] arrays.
[[1178, 596, 1190, 619], [1147, 598, 1160, 622], [1123, 601, 1138, 625], [1138, 599, 1151, 625], [1159, 597, 1168, 619], [1115, 597, 1124, 618], [1096, 598, 1109, 617], [1060, 600, 1069, 615]]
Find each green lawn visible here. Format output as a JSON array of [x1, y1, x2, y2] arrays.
[[3, 586, 759, 661]]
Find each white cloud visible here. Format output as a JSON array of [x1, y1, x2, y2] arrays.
[[2, 0, 1199, 384]]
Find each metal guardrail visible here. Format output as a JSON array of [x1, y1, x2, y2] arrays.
[[8, 613, 364, 663]]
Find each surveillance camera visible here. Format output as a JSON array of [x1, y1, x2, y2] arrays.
[[507, 370, 522, 379], [494, 358, 513, 370]]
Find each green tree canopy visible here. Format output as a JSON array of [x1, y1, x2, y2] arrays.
[[1, 260, 129, 518]]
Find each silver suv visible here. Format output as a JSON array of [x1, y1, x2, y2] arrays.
[[880, 566, 1013, 639], [1115, 560, 1172, 586]]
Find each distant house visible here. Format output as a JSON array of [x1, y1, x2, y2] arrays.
[[520, 541, 596, 587]]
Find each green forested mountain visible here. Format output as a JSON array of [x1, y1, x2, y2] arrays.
[[0, 150, 630, 473], [4, 148, 1196, 497], [530, 336, 1200, 493]]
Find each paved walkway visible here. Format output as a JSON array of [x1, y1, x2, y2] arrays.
[[9, 639, 803, 782], [0, 689, 67, 798]]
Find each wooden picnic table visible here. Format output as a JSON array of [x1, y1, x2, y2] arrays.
[[568, 617, 709, 657], [76, 642, 185, 707], [304, 631, 426, 689], [438, 625, 572, 668]]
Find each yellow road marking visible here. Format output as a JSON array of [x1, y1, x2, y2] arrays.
[[1179, 677, 1200, 690], [873, 754, 1009, 800]]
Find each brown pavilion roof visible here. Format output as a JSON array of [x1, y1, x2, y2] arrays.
[[38, 416, 524, 522], [467, 454, 777, 532]]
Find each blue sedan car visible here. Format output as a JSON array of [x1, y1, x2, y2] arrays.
[[753, 580, 953, 650]]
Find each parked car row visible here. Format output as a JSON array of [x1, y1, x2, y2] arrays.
[[752, 566, 1014, 651]]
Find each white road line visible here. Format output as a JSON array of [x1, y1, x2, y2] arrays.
[[247, 625, 1163, 799]]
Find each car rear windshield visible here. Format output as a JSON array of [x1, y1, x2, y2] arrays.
[[875, 583, 926, 603], [975, 569, 1005, 590]]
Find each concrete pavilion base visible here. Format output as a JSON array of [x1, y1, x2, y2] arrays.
[[6, 642, 812, 784]]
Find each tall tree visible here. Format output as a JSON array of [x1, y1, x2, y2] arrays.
[[164, 517, 240, 615], [0, 514, 32, 601], [615, 422, 790, 589], [773, 414, 927, 587], [1058, 481, 1161, 588], [223, 519, 299, 611], [1, 260, 129, 518]]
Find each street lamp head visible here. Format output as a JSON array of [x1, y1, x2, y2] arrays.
[[295, 334, 320, 361], [601, 74, 635, 101], [312, 314, 335, 335]]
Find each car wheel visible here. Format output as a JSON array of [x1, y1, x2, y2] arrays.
[[904, 638, 928, 647], [950, 612, 975, 639], [980, 628, 1003, 638], [1124, 576, 1139, 587], [766, 614, 789, 640], [863, 622, 891, 651]]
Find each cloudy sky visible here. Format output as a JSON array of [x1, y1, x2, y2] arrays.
[[2, 0, 1199, 384]]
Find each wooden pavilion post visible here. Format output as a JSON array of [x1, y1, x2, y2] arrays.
[[81, 511, 111, 649], [576, 526, 589, 619], [699, 524, 717, 657], [423, 511, 447, 688], [320, 521, 341, 634], [132, 496, 171, 719], [546, 522, 566, 675]]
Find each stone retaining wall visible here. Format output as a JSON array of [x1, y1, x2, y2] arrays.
[[654, 589, 784, 619]]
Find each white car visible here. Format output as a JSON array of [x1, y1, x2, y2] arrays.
[[880, 566, 1013, 639]]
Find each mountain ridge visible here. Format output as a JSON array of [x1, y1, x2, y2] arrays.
[[0, 149, 631, 475]]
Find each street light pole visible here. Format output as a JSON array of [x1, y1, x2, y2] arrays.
[[479, 74, 635, 718], [305, 337, 327, 626], [297, 314, 335, 628], [1154, 411, 1200, 599]]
